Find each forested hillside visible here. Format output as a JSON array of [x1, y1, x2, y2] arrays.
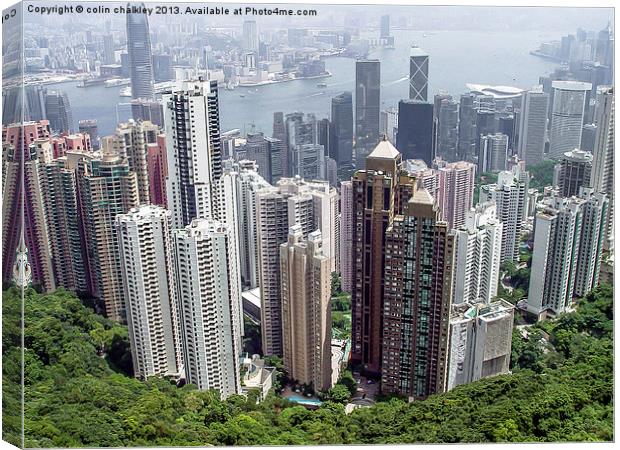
[[2, 284, 613, 447]]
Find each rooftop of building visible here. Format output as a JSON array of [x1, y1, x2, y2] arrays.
[[367, 137, 400, 160], [551, 80, 593, 91], [410, 45, 429, 58], [563, 148, 593, 162], [466, 83, 524, 99]]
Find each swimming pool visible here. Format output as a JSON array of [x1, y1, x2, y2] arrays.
[[286, 394, 323, 406]]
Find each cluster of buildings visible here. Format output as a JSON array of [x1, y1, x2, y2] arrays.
[[4, 9, 614, 404]]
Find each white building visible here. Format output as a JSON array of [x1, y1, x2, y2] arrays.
[[517, 86, 549, 167], [164, 79, 222, 229], [452, 202, 503, 305], [480, 164, 529, 263], [574, 188, 609, 297], [116, 205, 183, 380], [233, 160, 272, 289], [435, 160, 476, 230], [548, 81, 592, 160], [447, 299, 514, 391], [174, 219, 242, 398]]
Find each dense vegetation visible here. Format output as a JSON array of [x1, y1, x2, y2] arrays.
[[528, 160, 556, 190], [2, 283, 613, 447]]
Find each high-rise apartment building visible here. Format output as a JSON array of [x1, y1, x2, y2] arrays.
[[396, 100, 435, 165], [79, 149, 139, 322], [557, 149, 592, 197], [452, 202, 502, 305], [2, 121, 55, 291], [163, 79, 222, 229], [116, 205, 183, 380], [234, 160, 272, 289], [447, 300, 514, 391], [548, 81, 592, 159], [339, 180, 353, 293], [146, 133, 168, 207], [382, 187, 454, 399], [126, 6, 154, 100], [103, 120, 159, 205], [574, 188, 609, 297], [41, 150, 91, 293], [409, 46, 429, 102], [379, 107, 398, 144], [330, 92, 354, 167], [174, 219, 242, 398], [527, 189, 607, 317], [256, 178, 339, 356], [480, 164, 529, 263], [350, 139, 416, 376], [436, 160, 476, 230], [479, 133, 509, 173], [355, 60, 381, 166], [517, 87, 549, 166], [280, 226, 332, 391]]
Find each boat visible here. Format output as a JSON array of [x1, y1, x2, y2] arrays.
[[119, 87, 132, 97], [239, 94, 246, 98], [105, 78, 131, 87], [317, 82, 327, 88]]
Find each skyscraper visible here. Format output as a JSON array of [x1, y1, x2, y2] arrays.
[[103, 119, 159, 205], [174, 219, 242, 398], [256, 178, 339, 357], [558, 149, 593, 197], [436, 160, 476, 230], [79, 148, 139, 322], [242, 20, 259, 53], [233, 160, 271, 289], [396, 100, 435, 164], [590, 85, 614, 250], [452, 202, 502, 305], [381, 187, 454, 399], [146, 133, 168, 207], [44, 90, 73, 134], [351, 139, 416, 376], [447, 300, 514, 391], [330, 92, 354, 167], [528, 193, 598, 318], [548, 81, 592, 159], [116, 205, 183, 380], [163, 79, 222, 229], [355, 60, 381, 166], [409, 46, 429, 102], [280, 226, 332, 392], [436, 97, 459, 162], [2, 121, 55, 291], [126, 4, 155, 100], [517, 87, 549, 166], [285, 112, 324, 180], [479, 133, 509, 173], [457, 93, 477, 161], [380, 15, 390, 38], [41, 151, 89, 293], [480, 164, 529, 263], [339, 181, 353, 293], [78, 119, 99, 150]]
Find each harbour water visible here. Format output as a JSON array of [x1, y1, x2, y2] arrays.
[[50, 29, 561, 137]]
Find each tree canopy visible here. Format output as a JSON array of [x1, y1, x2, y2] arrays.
[[2, 283, 613, 447]]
